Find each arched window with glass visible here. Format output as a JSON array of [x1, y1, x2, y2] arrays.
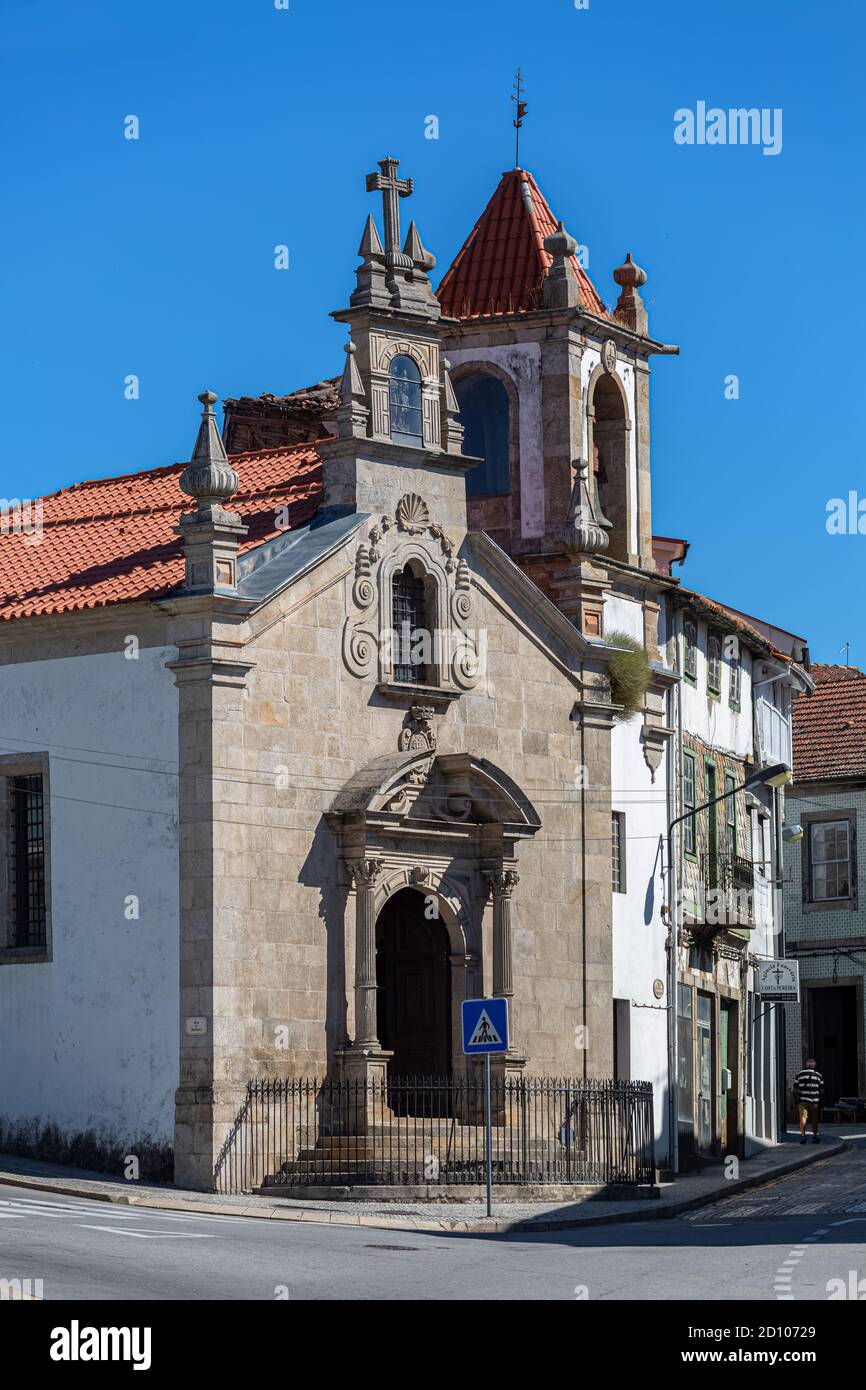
[[454, 373, 510, 497], [389, 355, 423, 447]]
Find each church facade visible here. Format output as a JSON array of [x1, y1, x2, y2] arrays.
[[0, 156, 802, 1189]]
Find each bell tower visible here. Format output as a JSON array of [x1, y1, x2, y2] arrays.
[[436, 165, 679, 635]]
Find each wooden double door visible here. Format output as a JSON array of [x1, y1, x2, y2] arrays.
[[375, 888, 451, 1081]]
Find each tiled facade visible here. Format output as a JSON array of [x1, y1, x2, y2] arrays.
[[784, 781, 866, 1113]]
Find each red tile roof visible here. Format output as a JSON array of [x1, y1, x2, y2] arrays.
[[676, 584, 795, 666], [0, 445, 323, 622], [793, 664, 866, 783], [436, 168, 610, 320]]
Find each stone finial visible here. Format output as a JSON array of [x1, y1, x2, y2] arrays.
[[613, 252, 648, 335], [387, 217, 440, 316], [179, 391, 240, 518], [542, 220, 581, 309], [177, 391, 246, 595], [563, 459, 610, 556], [440, 358, 465, 455], [403, 220, 436, 273], [335, 341, 370, 440], [350, 214, 391, 309]]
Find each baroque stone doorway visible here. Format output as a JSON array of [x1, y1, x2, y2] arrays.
[[376, 888, 451, 1082]]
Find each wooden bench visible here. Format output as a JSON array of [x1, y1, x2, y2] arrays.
[[823, 1096, 866, 1123]]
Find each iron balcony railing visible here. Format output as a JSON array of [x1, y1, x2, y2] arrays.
[[214, 1076, 656, 1194], [700, 851, 755, 927]]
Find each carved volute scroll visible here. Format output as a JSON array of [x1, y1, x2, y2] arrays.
[[342, 494, 481, 693]]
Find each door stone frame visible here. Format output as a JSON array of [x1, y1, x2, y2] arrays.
[[327, 750, 540, 1086]]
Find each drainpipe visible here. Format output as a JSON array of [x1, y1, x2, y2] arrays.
[[773, 782, 787, 1140], [667, 610, 684, 1175]]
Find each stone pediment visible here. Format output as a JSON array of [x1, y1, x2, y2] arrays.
[[328, 749, 541, 837]]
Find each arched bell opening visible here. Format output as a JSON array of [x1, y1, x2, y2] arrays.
[[588, 369, 631, 563]]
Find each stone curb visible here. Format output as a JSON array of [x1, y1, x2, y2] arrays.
[[0, 1141, 845, 1237]]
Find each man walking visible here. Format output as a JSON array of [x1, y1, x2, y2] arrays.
[[794, 1058, 825, 1144]]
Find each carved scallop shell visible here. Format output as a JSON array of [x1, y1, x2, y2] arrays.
[[396, 493, 430, 533]]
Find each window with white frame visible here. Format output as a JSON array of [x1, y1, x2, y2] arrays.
[[684, 620, 698, 682], [724, 772, 736, 857], [807, 819, 853, 902], [707, 632, 722, 695], [682, 751, 696, 855], [728, 646, 741, 707]]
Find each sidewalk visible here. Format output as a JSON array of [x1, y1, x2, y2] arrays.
[[0, 1132, 850, 1236]]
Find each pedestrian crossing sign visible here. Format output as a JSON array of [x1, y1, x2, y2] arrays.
[[462, 997, 509, 1054]]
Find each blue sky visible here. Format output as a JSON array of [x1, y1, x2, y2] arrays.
[[1, 0, 863, 662]]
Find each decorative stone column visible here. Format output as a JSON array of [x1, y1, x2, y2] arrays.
[[334, 858, 392, 1120], [484, 867, 526, 1094], [349, 857, 382, 1046], [485, 868, 519, 1000]]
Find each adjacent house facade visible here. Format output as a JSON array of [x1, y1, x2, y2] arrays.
[[662, 591, 809, 1162], [785, 665, 866, 1115]]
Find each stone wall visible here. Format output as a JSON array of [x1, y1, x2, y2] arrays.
[[172, 516, 618, 1183]]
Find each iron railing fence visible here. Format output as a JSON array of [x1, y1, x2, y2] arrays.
[[214, 1076, 655, 1194], [699, 852, 755, 926]]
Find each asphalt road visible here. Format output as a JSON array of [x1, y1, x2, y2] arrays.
[[2, 1141, 865, 1301]]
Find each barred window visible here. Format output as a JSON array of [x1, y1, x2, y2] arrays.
[[392, 565, 430, 685], [611, 812, 626, 893], [682, 752, 696, 855], [707, 632, 722, 695], [809, 820, 851, 901], [684, 620, 698, 682], [389, 355, 423, 447], [9, 774, 47, 948]]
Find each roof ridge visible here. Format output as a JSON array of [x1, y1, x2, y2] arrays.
[[25, 442, 320, 509]]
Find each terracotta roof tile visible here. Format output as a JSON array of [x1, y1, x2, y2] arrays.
[[793, 665, 866, 782], [676, 585, 792, 665], [436, 168, 610, 320], [0, 445, 323, 622]]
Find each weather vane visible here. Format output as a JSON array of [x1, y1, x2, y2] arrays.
[[511, 68, 527, 168]]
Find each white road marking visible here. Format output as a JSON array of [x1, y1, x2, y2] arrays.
[[77, 1225, 216, 1239], [0, 1197, 246, 1225]]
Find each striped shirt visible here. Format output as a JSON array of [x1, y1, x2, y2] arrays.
[[795, 1068, 824, 1104]]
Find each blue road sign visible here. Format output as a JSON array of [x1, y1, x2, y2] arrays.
[[462, 997, 509, 1055]]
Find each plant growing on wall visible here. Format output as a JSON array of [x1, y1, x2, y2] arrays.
[[605, 630, 651, 720]]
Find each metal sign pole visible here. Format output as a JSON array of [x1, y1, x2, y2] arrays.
[[485, 1051, 493, 1217]]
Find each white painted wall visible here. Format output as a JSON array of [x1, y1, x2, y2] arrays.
[[607, 592, 670, 1160], [0, 645, 179, 1150], [678, 614, 755, 757]]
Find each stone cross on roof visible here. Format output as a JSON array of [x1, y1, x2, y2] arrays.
[[365, 157, 413, 266]]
